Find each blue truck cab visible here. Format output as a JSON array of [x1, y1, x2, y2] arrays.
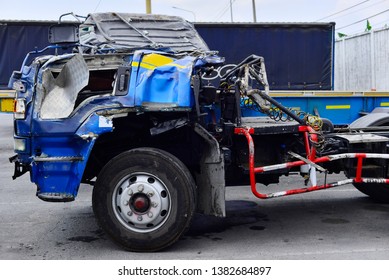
[[10, 13, 221, 200], [9, 13, 389, 252]]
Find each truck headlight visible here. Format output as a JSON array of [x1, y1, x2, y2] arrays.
[[14, 138, 26, 152], [13, 98, 26, 119]]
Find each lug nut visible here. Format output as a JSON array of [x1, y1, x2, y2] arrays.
[[127, 189, 133, 196], [151, 202, 158, 208], [137, 184, 144, 192], [137, 216, 143, 221], [127, 211, 133, 216], [147, 191, 154, 197], [124, 200, 129, 206], [147, 212, 153, 218]]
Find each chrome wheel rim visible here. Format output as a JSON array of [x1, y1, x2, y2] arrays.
[[112, 172, 171, 233]]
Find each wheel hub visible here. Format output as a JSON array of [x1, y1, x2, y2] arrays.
[[113, 173, 170, 233], [131, 193, 150, 213]]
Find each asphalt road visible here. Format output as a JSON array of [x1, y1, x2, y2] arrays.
[[1, 113, 389, 260]]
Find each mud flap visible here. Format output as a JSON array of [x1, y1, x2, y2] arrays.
[[194, 123, 226, 217]]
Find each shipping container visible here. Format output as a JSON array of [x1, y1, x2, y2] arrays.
[[0, 20, 335, 91]]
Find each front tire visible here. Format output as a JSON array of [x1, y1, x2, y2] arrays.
[[92, 147, 196, 252]]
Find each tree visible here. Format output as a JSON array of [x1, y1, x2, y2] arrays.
[[366, 20, 372, 31], [337, 32, 347, 38]]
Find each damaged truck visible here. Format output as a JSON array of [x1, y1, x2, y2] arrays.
[[8, 12, 389, 252]]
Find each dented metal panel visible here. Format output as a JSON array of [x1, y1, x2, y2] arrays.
[[31, 113, 113, 201], [132, 52, 196, 108], [80, 13, 209, 53], [40, 54, 89, 119]]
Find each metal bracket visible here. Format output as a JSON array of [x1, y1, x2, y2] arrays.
[[288, 151, 326, 172], [9, 155, 30, 180]]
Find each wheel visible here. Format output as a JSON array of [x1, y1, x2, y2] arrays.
[[321, 118, 334, 133], [348, 159, 389, 203], [92, 147, 196, 252], [353, 183, 389, 203], [349, 112, 389, 203]]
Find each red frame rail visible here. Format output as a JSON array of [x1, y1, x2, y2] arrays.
[[234, 126, 389, 199]]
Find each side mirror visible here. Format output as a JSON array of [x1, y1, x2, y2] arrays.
[[48, 24, 79, 44]]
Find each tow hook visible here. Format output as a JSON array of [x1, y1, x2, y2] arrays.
[[9, 155, 30, 180]]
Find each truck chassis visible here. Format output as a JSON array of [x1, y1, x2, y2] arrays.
[[8, 12, 389, 252]]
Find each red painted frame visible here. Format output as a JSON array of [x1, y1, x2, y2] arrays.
[[234, 126, 389, 199]]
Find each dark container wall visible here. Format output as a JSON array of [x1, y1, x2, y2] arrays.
[[0, 21, 335, 91], [195, 22, 335, 90], [0, 22, 52, 89]]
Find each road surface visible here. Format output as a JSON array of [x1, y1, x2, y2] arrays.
[[1, 113, 389, 260]]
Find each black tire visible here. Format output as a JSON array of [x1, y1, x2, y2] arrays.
[[321, 118, 334, 133], [92, 147, 196, 252], [349, 112, 389, 203], [353, 183, 389, 203]]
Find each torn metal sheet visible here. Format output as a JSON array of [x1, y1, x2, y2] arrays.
[[40, 54, 89, 119], [79, 13, 209, 53], [150, 117, 188, 136]]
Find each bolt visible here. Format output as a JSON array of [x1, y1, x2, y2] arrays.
[[127, 189, 133, 196], [151, 202, 158, 208], [147, 191, 154, 197], [127, 211, 133, 216], [137, 216, 143, 221], [147, 212, 153, 218], [137, 184, 144, 192], [124, 200, 129, 206]]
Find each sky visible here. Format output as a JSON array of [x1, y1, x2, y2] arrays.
[[0, 0, 389, 36]]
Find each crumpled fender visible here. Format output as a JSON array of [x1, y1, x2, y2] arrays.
[[130, 51, 196, 108], [31, 113, 113, 202]]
